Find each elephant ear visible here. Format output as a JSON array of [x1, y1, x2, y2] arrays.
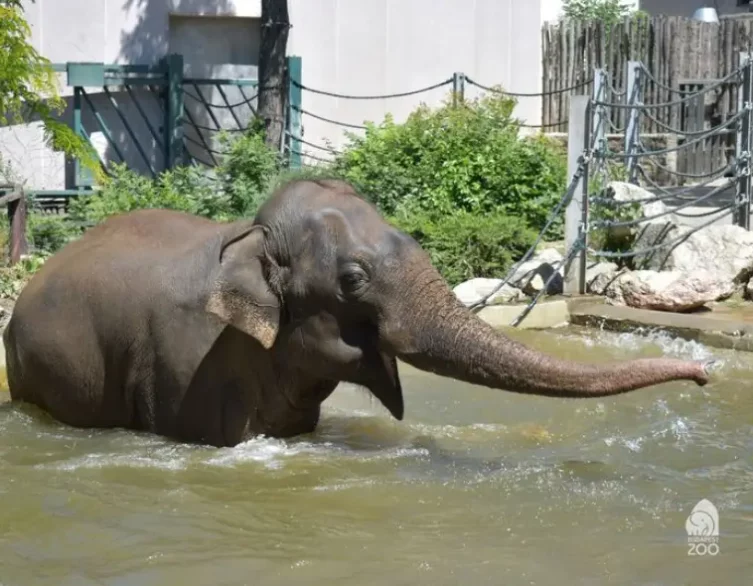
[[205, 223, 280, 349]]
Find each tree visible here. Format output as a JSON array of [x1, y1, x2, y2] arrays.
[[257, 0, 290, 152], [0, 0, 99, 183], [561, 0, 642, 24]]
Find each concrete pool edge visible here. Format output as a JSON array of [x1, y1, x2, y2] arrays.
[[565, 298, 753, 352], [472, 296, 753, 353]]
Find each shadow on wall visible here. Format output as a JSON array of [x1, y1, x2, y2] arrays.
[[119, 0, 234, 66], [88, 0, 242, 179]]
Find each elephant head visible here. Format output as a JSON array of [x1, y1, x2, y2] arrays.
[[205, 178, 712, 420]]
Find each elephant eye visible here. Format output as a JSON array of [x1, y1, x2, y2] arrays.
[[339, 266, 368, 295]]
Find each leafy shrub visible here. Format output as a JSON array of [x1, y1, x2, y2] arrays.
[[587, 161, 643, 267], [68, 162, 232, 225], [330, 92, 568, 237], [0, 252, 47, 300], [69, 124, 283, 226], [27, 212, 81, 253], [389, 209, 537, 286], [216, 122, 282, 217]]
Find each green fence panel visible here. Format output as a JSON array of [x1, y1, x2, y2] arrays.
[[286, 55, 303, 169]]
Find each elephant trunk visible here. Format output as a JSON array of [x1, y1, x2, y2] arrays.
[[385, 274, 710, 398]]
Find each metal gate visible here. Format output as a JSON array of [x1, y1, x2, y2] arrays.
[[38, 54, 302, 205]]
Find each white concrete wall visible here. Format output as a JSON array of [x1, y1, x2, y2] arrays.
[[1, 0, 551, 188]]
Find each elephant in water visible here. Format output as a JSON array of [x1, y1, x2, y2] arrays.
[[3, 179, 713, 447]]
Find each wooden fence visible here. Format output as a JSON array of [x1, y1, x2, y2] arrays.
[[542, 15, 753, 177]]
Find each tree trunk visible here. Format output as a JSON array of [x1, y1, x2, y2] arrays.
[[258, 0, 290, 152]]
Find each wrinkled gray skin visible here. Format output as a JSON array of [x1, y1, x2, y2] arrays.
[[3, 179, 713, 447]]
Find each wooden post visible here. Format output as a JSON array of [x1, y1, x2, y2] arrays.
[[564, 96, 591, 296], [259, 0, 291, 152], [736, 52, 753, 230], [0, 185, 29, 265], [624, 60, 642, 185]]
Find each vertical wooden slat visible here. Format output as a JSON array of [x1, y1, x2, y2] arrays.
[[559, 21, 567, 131], [655, 16, 665, 134], [569, 19, 578, 132], [542, 24, 549, 127], [540, 15, 752, 145]]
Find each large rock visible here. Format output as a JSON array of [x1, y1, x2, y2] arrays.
[[633, 224, 753, 285], [585, 261, 621, 295], [607, 181, 668, 218], [604, 270, 736, 312], [595, 182, 679, 260], [453, 278, 525, 306], [510, 248, 564, 295], [531, 247, 564, 265]]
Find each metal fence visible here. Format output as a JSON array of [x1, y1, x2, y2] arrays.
[[31, 55, 303, 207], [470, 53, 753, 326]]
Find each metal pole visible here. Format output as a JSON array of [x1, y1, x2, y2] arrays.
[[624, 60, 642, 185], [564, 95, 591, 296], [452, 72, 465, 107], [736, 52, 752, 230], [286, 55, 303, 169], [164, 53, 184, 169], [592, 68, 607, 161]]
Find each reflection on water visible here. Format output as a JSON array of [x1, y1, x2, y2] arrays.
[[0, 326, 751, 585]]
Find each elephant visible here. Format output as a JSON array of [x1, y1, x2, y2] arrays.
[[3, 178, 714, 447]]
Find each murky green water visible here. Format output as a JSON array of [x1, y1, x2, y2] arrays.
[[0, 326, 751, 585]]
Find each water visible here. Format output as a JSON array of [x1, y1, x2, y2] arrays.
[[0, 326, 751, 585]]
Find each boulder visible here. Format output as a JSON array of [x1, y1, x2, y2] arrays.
[[507, 248, 566, 295], [604, 270, 736, 312], [453, 278, 525, 306], [633, 223, 753, 286], [532, 247, 564, 265], [510, 260, 563, 295], [585, 261, 621, 295], [607, 181, 668, 219], [595, 182, 679, 260]]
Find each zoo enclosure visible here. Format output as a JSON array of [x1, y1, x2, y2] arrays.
[[469, 52, 753, 325], [2, 43, 752, 330]]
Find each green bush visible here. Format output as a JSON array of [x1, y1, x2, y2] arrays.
[[329, 92, 568, 237], [587, 161, 643, 267], [216, 122, 282, 217], [69, 124, 282, 226], [0, 252, 47, 300], [389, 209, 537, 286], [27, 212, 81, 253], [68, 162, 232, 225]]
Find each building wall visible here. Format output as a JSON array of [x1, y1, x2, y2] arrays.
[[2, 0, 551, 189], [639, 0, 752, 17]]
